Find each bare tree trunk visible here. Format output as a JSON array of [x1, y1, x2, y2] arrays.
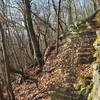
[[68, 0, 73, 25], [24, 13, 34, 59], [51, 0, 62, 53], [98, 0, 100, 5], [0, 84, 5, 100], [91, 0, 97, 11], [56, 0, 61, 53], [73, 0, 78, 21], [0, 22, 15, 100], [23, 0, 44, 70]]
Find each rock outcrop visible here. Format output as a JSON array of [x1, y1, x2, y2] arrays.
[[89, 28, 100, 100]]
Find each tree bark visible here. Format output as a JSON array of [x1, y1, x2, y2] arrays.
[[68, 0, 73, 25], [0, 84, 5, 100], [0, 22, 15, 100], [24, 13, 34, 60], [56, 0, 61, 53], [91, 0, 97, 11], [23, 0, 44, 70]]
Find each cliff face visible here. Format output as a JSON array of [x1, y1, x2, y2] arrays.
[[89, 28, 100, 100], [92, 63, 100, 100]]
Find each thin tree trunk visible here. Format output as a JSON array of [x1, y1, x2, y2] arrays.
[[0, 22, 15, 100], [98, 0, 100, 5], [73, 0, 78, 21], [92, 0, 97, 11], [51, 0, 62, 53], [23, 0, 44, 70], [56, 0, 61, 53], [24, 14, 34, 59], [68, 0, 73, 25], [0, 84, 5, 100]]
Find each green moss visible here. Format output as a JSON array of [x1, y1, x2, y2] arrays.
[[78, 76, 93, 100], [86, 82, 93, 94], [88, 93, 93, 100]]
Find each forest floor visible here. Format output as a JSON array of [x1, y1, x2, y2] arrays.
[[12, 40, 93, 100]]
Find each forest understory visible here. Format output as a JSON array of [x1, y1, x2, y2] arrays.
[[11, 39, 92, 100], [0, 0, 100, 100]]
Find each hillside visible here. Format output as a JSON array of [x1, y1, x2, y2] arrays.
[[12, 37, 93, 100], [0, 0, 100, 100]]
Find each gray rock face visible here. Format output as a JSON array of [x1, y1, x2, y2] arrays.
[[91, 28, 100, 100], [91, 63, 100, 100]]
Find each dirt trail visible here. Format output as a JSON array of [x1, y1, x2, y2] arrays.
[[13, 41, 92, 100]]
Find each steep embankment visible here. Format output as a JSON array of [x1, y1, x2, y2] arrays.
[[12, 37, 93, 100]]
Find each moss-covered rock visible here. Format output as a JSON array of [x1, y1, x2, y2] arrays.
[[76, 75, 93, 100]]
